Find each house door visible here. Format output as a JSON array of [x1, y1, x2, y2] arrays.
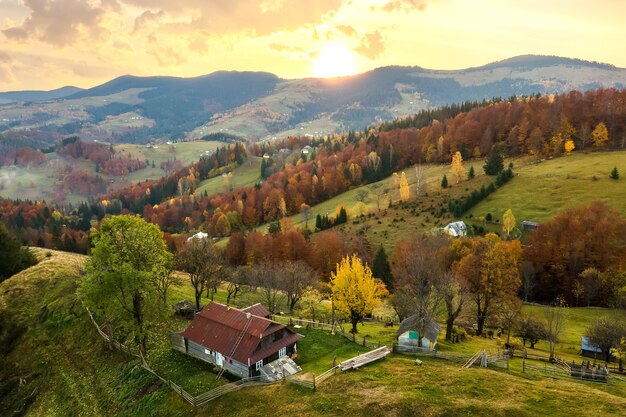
[[216, 352, 224, 367], [279, 347, 286, 358]]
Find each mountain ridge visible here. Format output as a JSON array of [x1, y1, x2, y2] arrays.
[[1, 55, 625, 146]]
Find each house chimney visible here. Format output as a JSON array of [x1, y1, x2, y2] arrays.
[[246, 312, 251, 319]]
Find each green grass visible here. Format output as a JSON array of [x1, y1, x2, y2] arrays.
[[470, 151, 626, 222], [249, 150, 626, 252], [194, 156, 262, 197], [2, 250, 626, 417]]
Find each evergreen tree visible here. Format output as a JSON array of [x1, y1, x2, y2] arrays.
[[0, 223, 37, 283], [468, 165, 475, 179], [483, 148, 504, 175], [372, 245, 393, 292], [441, 174, 449, 189], [610, 166, 619, 180]]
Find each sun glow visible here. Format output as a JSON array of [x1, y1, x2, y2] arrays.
[[312, 44, 358, 78]]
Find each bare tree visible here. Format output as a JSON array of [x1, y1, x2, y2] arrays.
[[415, 162, 424, 198], [392, 236, 449, 346], [498, 298, 522, 345], [153, 265, 176, 306], [544, 299, 567, 361], [300, 204, 312, 229], [250, 263, 284, 314], [371, 184, 387, 212], [521, 261, 535, 302], [225, 268, 244, 306], [279, 261, 318, 314], [355, 189, 369, 203], [175, 238, 225, 311], [436, 271, 466, 342]]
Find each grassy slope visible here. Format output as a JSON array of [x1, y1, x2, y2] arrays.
[[0, 141, 222, 202], [470, 151, 626, 222], [194, 156, 262, 197], [2, 253, 625, 417], [261, 151, 626, 251]]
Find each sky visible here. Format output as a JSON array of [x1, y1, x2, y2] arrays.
[[0, 0, 625, 91]]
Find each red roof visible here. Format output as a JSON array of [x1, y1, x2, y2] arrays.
[[179, 302, 301, 364], [242, 303, 271, 319]]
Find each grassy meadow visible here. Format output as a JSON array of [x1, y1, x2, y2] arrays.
[[1, 249, 625, 417], [470, 151, 626, 222], [253, 150, 626, 251], [194, 156, 262, 197]]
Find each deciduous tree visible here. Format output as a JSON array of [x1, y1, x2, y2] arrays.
[[544, 299, 566, 361], [398, 171, 410, 201], [175, 237, 224, 311], [453, 233, 521, 336], [450, 151, 465, 184], [515, 313, 545, 349], [592, 122, 609, 147], [279, 261, 318, 313], [331, 255, 388, 334], [502, 209, 516, 238], [79, 215, 172, 352], [0, 222, 36, 283], [586, 316, 626, 363]]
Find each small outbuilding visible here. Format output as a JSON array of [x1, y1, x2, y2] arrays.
[[580, 336, 615, 361], [522, 220, 540, 231], [396, 315, 441, 351]]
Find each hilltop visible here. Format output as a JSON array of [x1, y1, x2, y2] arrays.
[[1, 55, 625, 147]]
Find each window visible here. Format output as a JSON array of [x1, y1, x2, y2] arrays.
[[279, 347, 286, 358], [256, 360, 263, 371]]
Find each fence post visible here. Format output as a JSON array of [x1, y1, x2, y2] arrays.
[[522, 358, 525, 373], [313, 374, 316, 391]]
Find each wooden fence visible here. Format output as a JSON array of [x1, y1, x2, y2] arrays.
[[315, 366, 339, 386], [85, 307, 297, 407], [522, 358, 610, 383], [393, 344, 510, 370]]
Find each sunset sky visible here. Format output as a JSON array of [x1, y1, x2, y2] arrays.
[[1, 0, 625, 91]]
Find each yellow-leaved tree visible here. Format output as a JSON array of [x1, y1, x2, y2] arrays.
[[331, 255, 388, 334], [399, 171, 410, 201], [592, 122, 609, 147], [564, 139, 575, 155], [450, 151, 465, 184], [502, 209, 516, 237]]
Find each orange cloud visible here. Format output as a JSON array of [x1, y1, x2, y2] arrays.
[[355, 31, 385, 59]]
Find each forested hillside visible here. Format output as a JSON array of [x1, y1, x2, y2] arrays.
[[1, 55, 625, 147]]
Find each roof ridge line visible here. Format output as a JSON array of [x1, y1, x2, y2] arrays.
[[208, 301, 283, 326]]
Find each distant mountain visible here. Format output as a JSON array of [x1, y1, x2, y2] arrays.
[[0, 86, 83, 105], [1, 55, 625, 146]]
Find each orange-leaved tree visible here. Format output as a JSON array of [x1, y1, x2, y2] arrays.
[[453, 233, 521, 336]]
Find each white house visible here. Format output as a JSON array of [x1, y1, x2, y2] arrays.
[[442, 221, 467, 237], [186, 232, 208, 242]]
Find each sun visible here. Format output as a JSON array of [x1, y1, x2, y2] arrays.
[[312, 44, 358, 78]]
